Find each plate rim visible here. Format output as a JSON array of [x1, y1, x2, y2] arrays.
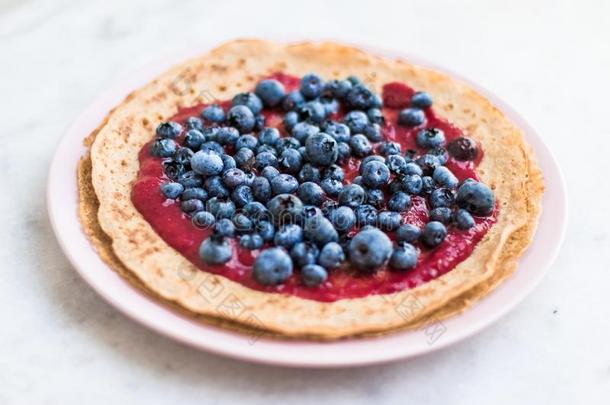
[[47, 40, 567, 368]]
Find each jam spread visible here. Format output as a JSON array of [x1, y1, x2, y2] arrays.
[[132, 73, 497, 302]]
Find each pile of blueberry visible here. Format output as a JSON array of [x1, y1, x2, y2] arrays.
[[150, 74, 495, 287]]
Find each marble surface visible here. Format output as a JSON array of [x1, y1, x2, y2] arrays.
[[1, 0, 609, 403]]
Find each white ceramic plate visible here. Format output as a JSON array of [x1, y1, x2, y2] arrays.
[[47, 42, 566, 368]]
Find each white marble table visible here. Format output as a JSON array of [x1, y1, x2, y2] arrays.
[[1, 0, 608, 403]]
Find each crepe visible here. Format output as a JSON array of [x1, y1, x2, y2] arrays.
[[81, 40, 543, 339]]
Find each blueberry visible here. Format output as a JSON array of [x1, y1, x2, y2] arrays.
[[429, 147, 449, 165], [344, 110, 369, 133], [181, 187, 208, 201], [305, 133, 338, 166], [191, 151, 223, 177], [396, 224, 421, 243], [150, 138, 177, 158], [186, 116, 203, 131], [254, 151, 278, 171], [254, 114, 266, 131], [348, 228, 393, 271], [388, 192, 411, 212], [162, 160, 186, 182], [323, 122, 351, 142], [214, 218, 236, 238], [430, 187, 455, 208], [239, 233, 264, 250], [379, 142, 401, 156], [282, 90, 305, 111], [206, 197, 236, 219], [255, 79, 286, 107], [321, 200, 338, 217], [361, 160, 390, 189], [297, 182, 326, 206], [346, 84, 377, 110], [291, 122, 319, 144], [275, 137, 301, 155], [160, 182, 184, 199], [360, 155, 385, 170], [456, 180, 495, 216], [298, 164, 321, 183], [210, 127, 234, 146], [363, 123, 383, 142], [252, 176, 272, 203], [234, 147, 255, 171], [267, 194, 304, 226], [433, 166, 459, 188], [324, 79, 352, 98], [398, 108, 426, 127], [283, 111, 299, 131], [447, 137, 479, 161], [416, 154, 441, 175], [385, 155, 407, 175], [222, 168, 246, 189], [181, 198, 204, 213], [338, 184, 366, 208], [256, 144, 277, 155], [347, 75, 363, 85], [259, 127, 281, 146], [402, 174, 423, 195], [301, 264, 328, 287], [199, 235, 232, 264], [162, 160, 186, 181], [336, 142, 352, 164], [192, 211, 216, 228], [235, 134, 258, 151], [304, 215, 339, 246], [299, 100, 326, 124], [365, 188, 385, 209], [454, 208, 475, 229], [184, 129, 205, 150], [204, 176, 229, 198], [367, 107, 385, 124], [290, 242, 320, 267], [378, 211, 403, 231], [421, 176, 435, 194], [300, 73, 324, 99], [232, 213, 254, 234], [261, 166, 280, 181], [320, 178, 343, 197], [199, 141, 224, 155], [349, 134, 372, 157], [232, 185, 254, 207], [202, 104, 226, 123], [430, 207, 453, 223], [227, 105, 255, 133], [421, 221, 448, 248], [271, 174, 299, 195], [355, 204, 378, 226], [330, 206, 356, 233], [411, 91, 433, 109], [256, 221, 275, 241], [232, 92, 263, 115], [279, 148, 303, 173], [300, 207, 321, 222], [202, 127, 220, 142], [252, 247, 293, 285], [243, 201, 269, 221], [416, 128, 446, 149], [318, 242, 345, 270], [156, 121, 182, 139], [389, 243, 419, 270], [178, 171, 203, 188], [404, 162, 423, 176]]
